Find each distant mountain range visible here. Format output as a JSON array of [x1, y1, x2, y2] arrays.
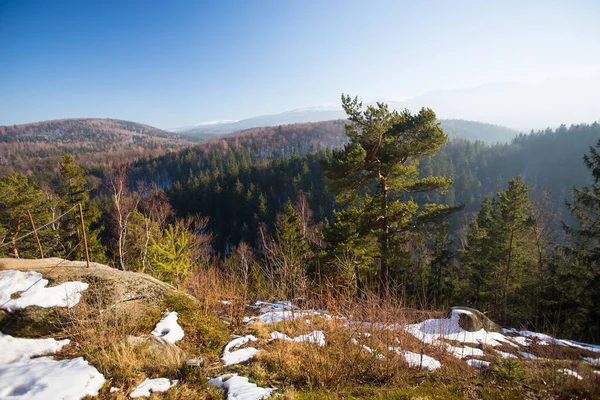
[[175, 78, 599, 137]]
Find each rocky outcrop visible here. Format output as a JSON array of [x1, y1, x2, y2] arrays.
[[449, 306, 503, 333], [0, 258, 194, 337]]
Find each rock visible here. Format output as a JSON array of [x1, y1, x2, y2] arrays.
[[185, 357, 205, 368], [448, 306, 503, 333], [120, 335, 186, 360], [0, 257, 197, 337]]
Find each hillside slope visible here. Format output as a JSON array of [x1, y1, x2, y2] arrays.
[[180, 118, 520, 145], [0, 118, 191, 177]]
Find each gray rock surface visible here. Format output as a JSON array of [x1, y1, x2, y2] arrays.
[[449, 306, 503, 333], [0, 258, 195, 337]]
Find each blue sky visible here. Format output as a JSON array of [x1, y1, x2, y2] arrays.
[[0, 0, 599, 129]]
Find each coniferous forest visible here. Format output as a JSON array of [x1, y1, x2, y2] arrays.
[[1, 103, 599, 344]]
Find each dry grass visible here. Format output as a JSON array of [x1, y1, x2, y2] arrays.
[[56, 281, 232, 398], [44, 264, 600, 399]]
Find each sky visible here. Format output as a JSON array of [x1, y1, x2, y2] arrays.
[[0, 0, 599, 129]]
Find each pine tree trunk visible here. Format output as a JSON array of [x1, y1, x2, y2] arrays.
[[379, 182, 389, 299]]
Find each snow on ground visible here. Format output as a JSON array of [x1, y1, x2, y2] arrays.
[[504, 328, 600, 354], [390, 348, 441, 371], [209, 374, 275, 400], [151, 311, 184, 344], [223, 335, 258, 366], [467, 359, 491, 369], [0, 270, 88, 312], [405, 310, 514, 347], [0, 356, 105, 400], [496, 350, 518, 359], [558, 369, 583, 380], [518, 351, 539, 359], [270, 330, 326, 347], [129, 377, 178, 398], [444, 344, 485, 359], [0, 333, 70, 364], [253, 301, 296, 313], [584, 357, 600, 365]]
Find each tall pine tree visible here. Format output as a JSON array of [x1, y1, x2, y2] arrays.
[[326, 95, 458, 297]]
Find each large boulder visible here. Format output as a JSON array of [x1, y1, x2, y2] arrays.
[[0, 258, 194, 337], [448, 306, 503, 333]]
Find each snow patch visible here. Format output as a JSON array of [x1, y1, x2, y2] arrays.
[[223, 335, 258, 366], [129, 377, 178, 398], [444, 344, 485, 359], [518, 351, 539, 359], [467, 359, 490, 369], [583, 357, 600, 365], [0, 356, 105, 400], [270, 330, 325, 347], [0, 333, 70, 364], [405, 310, 513, 348], [496, 350, 518, 359], [209, 374, 275, 400], [0, 270, 88, 312], [390, 348, 441, 371], [558, 369, 583, 380], [151, 311, 184, 344]]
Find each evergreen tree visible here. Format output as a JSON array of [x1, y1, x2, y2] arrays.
[[0, 173, 50, 258], [57, 154, 104, 261], [561, 138, 600, 340], [326, 95, 457, 297], [463, 177, 537, 324]]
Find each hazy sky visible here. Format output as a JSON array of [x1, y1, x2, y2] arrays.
[[1, 0, 599, 129]]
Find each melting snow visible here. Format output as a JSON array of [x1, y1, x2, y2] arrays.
[[504, 328, 600, 353], [390, 348, 441, 371], [0, 270, 88, 312], [254, 301, 296, 313], [467, 359, 490, 369], [270, 330, 326, 347], [405, 310, 513, 347], [0, 356, 105, 400], [558, 368, 583, 380], [209, 373, 275, 400], [0, 333, 70, 364], [129, 377, 178, 397], [444, 344, 485, 359], [584, 357, 600, 365], [223, 335, 258, 366], [518, 351, 539, 359], [151, 311, 184, 344], [496, 350, 518, 359]]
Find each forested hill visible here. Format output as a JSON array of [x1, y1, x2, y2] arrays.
[[0, 118, 191, 177], [130, 121, 600, 252], [180, 118, 520, 145], [420, 122, 600, 218], [440, 119, 519, 143], [130, 118, 521, 189]]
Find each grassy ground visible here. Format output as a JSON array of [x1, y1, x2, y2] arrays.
[[45, 268, 600, 399]]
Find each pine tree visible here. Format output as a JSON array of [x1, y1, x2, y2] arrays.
[[562, 138, 600, 340], [463, 177, 536, 324], [0, 173, 50, 258], [326, 95, 458, 297], [57, 154, 104, 261]]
